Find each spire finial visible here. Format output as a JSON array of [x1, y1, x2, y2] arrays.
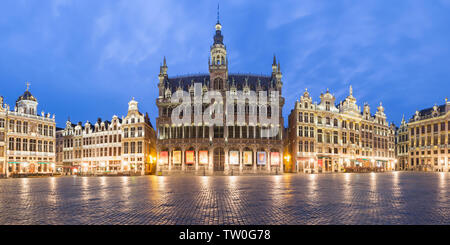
[[273, 54, 276, 66], [26, 81, 30, 91], [163, 56, 166, 66], [217, 2, 220, 24], [349, 85, 353, 96]]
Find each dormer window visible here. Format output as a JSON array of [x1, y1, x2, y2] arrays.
[[326, 101, 330, 111]]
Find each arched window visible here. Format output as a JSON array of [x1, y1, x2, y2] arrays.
[[214, 78, 223, 90]]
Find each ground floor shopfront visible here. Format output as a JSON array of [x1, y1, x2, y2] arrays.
[[295, 154, 396, 173], [61, 159, 156, 176], [406, 156, 450, 172], [156, 147, 284, 175], [5, 161, 56, 176]]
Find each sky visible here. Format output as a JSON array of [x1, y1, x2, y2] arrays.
[[0, 0, 449, 128]]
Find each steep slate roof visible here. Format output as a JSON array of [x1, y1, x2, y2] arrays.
[[410, 104, 446, 120], [164, 73, 275, 93]]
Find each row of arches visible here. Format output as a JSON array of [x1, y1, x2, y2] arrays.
[[158, 147, 282, 172]]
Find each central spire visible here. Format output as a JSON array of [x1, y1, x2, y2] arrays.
[[217, 3, 220, 24], [209, 2, 228, 81], [213, 3, 223, 45]]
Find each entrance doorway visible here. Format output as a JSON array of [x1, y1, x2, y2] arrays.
[[213, 148, 225, 171]]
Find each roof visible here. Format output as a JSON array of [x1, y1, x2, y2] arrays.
[[410, 104, 446, 120], [17, 90, 37, 102], [164, 73, 276, 92]]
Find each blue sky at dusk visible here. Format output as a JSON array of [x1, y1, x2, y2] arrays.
[[1, 0, 449, 128]]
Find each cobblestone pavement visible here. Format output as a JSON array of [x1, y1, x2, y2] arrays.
[[0, 172, 449, 225]]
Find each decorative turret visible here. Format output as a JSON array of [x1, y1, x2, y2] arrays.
[[377, 102, 385, 113], [16, 82, 38, 115], [276, 61, 282, 82], [272, 55, 277, 74], [128, 97, 139, 113], [158, 57, 168, 98], [446, 97, 450, 112], [159, 57, 168, 80], [375, 102, 386, 123]]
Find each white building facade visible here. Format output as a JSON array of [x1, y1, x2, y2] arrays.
[[0, 84, 56, 177]]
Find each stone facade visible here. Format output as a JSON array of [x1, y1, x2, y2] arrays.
[[155, 19, 285, 175], [287, 86, 396, 173], [396, 116, 409, 170], [0, 84, 56, 177], [56, 99, 156, 175], [400, 99, 450, 171]]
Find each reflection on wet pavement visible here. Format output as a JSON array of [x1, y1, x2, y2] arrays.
[[0, 172, 448, 225]]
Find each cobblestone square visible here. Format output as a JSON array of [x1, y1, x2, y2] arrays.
[[0, 172, 449, 225]]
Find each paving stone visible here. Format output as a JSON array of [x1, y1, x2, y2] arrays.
[[0, 172, 448, 225]]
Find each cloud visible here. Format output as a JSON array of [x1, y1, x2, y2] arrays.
[[266, 0, 320, 30], [1, 0, 449, 127], [51, 0, 72, 17]]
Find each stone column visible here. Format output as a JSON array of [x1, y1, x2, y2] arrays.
[[239, 148, 243, 174], [168, 147, 172, 171], [253, 148, 257, 173], [181, 148, 185, 171], [195, 149, 199, 172]]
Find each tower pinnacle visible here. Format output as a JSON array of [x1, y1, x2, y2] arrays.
[[217, 3, 220, 24]]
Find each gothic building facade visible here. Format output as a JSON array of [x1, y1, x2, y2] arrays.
[[156, 18, 285, 175], [56, 98, 157, 175], [0, 84, 56, 177], [287, 86, 396, 173]]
